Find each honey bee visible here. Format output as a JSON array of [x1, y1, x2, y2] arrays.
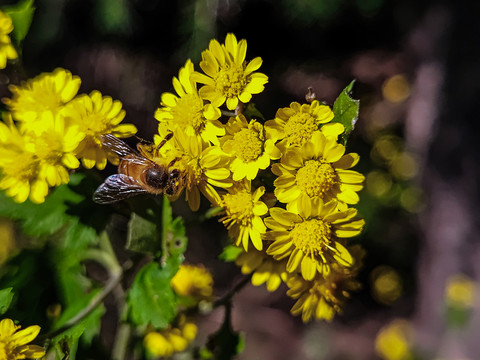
[[93, 133, 185, 204]]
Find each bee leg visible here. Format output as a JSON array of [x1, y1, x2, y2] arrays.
[[154, 132, 174, 157], [168, 157, 179, 167]]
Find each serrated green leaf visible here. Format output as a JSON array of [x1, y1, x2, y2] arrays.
[[0, 287, 14, 314], [127, 261, 178, 329], [0, 174, 84, 238], [219, 245, 243, 262], [126, 212, 161, 255], [3, 0, 35, 46], [332, 80, 360, 141]]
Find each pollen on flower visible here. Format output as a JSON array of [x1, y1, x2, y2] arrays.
[[215, 65, 247, 98], [34, 133, 64, 162], [266, 101, 335, 152], [184, 159, 203, 187], [232, 127, 264, 162], [296, 160, 337, 198], [283, 112, 321, 147], [172, 94, 205, 132], [291, 219, 332, 257], [223, 191, 254, 226]]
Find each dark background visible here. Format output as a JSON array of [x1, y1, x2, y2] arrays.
[[2, 0, 480, 359]]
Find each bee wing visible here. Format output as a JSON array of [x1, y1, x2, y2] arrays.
[[101, 134, 138, 158], [101, 134, 156, 166], [93, 174, 149, 204]]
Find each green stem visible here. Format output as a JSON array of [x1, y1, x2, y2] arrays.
[[39, 271, 122, 342], [40, 232, 123, 342]]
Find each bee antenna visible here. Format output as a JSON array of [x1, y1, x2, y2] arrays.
[[135, 135, 149, 143]]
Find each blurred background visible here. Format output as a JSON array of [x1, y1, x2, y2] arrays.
[[1, 0, 480, 359]]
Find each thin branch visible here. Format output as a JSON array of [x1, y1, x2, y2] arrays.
[[39, 271, 123, 342], [220, 109, 236, 117], [213, 274, 252, 308], [111, 282, 130, 360]]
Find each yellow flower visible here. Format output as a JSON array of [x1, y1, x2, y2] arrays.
[[0, 118, 42, 203], [31, 114, 84, 187], [171, 264, 214, 302], [272, 131, 364, 211], [375, 319, 414, 360], [193, 33, 268, 110], [3, 68, 81, 125], [144, 316, 197, 358], [61, 90, 137, 170], [445, 273, 476, 309], [155, 59, 224, 144], [219, 181, 268, 251], [0, 113, 83, 204], [160, 130, 231, 211], [0, 318, 46, 360], [221, 114, 281, 181], [265, 198, 364, 281], [0, 11, 18, 69], [235, 247, 287, 292], [286, 245, 364, 322], [265, 100, 335, 153]]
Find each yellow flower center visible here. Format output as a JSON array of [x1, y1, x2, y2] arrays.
[[174, 94, 205, 133], [82, 113, 110, 136], [17, 83, 64, 115], [283, 112, 320, 147], [35, 133, 63, 162], [296, 160, 337, 197], [290, 219, 332, 257], [223, 191, 254, 225], [1, 151, 38, 181], [232, 128, 263, 162], [185, 159, 203, 187], [214, 64, 246, 98]]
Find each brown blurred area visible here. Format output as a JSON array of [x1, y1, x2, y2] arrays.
[[3, 0, 480, 358]]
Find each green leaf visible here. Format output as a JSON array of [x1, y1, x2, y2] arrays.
[[161, 196, 187, 264], [243, 103, 265, 121], [0, 287, 14, 314], [0, 174, 84, 238], [3, 0, 36, 46], [332, 80, 360, 141], [52, 288, 105, 347], [219, 245, 243, 262], [127, 261, 178, 329], [126, 212, 161, 255], [0, 249, 58, 325], [166, 217, 188, 260]]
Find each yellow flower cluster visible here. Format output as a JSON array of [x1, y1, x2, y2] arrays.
[[150, 33, 366, 322], [0, 318, 45, 360], [171, 264, 214, 303], [0, 68, 137, 203], [150, 33, 272, 212], [144, 315, 197, 359]]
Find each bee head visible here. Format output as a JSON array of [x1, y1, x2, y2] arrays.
[[165, 169, 183, 195]]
